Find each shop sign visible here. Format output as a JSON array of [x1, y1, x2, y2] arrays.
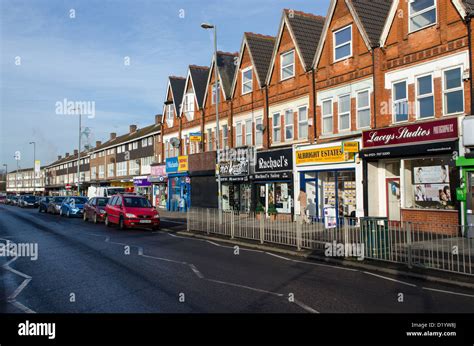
[[151, 165, 167, 178], [133, 176, 151, 187], [255, 148, 292, 173], [166, 157, 179, 173], [296, 146, 352, 166], [178, 156, 188, 172], [252, 172, 291, 180], [342, 141, 359, 153], [190, 132, 202, 142], [363, 117, 458, 149]]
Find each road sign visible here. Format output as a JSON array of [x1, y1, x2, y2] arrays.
[[14, 151, 21, 160]]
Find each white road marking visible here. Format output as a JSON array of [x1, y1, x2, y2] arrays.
[[205, 278, 284, 297], [189, 264, 204, 279], [139, 253, 187, 265], [362, 271, 417, 287], [422, 287, 474, 298], [265, 252, 358, 272], [293, 299, 319, 313]]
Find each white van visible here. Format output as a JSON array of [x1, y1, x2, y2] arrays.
[[87, 186, 126, 198]]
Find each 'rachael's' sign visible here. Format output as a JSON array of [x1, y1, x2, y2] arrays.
[[296, 146, 354, 165]]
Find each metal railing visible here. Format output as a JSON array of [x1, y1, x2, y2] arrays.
[[186, 208, 474, 276]]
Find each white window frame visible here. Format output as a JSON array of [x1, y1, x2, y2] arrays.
[[442, 66, 464, 116], [297, 106, 308, 139], [222, 125, 229, 148], [142, 138, 148, 147], [245, 119, 252, 145], [236, 122, 243, 147], [166, 104, 174, 126], [211, 84, 220, 105], [207, 129, 213, 151], [132, 142, 138, 150], [322, 98, 333, 135], [408, 0, 437, 34], [338, 94, 351, 132], [148, 137, 153, 146], [241, 67, 253, 95], [255, 117, 263, 147], [280, 50, 295, 81], [183, 93, 195, 119], [356, 89, 371, 129], [107, 163, 114, 178], [273, 113, 281, 143], [333, 25, 352, 63], [284, 109, 294, 141], [415, 73, 435, 119], [392, 80, 409, 123]]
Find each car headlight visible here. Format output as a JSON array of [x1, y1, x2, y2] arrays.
[[153, 214, 160, 219], [71, 208, 79, 212], [125, 213, 137, 218], [55, 205, 60, 210], [100, 210, 106, 214]]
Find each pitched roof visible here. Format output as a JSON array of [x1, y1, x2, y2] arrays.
[[462, 0, 474, 13], [216, 51, 238, 99], [284, 9, 325, 69], [169, 76, 186, 113], [189, 65, 210, 108], [349, 0, 393, 47], [244, 33, 276, 86]]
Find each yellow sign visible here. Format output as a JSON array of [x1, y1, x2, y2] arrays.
[[296, 146, 353, 165], [190, 132, 202, 142], [178, 156, 188, 172], [343, 141, 359, 153]]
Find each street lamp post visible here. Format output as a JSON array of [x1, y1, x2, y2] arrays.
[[29, 141, 36, 195], [2, 164, 7, 193], [201, 22, 222, 224], [72, 107, 82, 196]]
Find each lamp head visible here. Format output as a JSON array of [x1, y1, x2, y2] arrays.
[[201, 23, 214, 29]]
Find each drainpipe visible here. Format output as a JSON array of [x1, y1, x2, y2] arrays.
[[311, 68, 317, 142], [466, 14, 474, 114], [265, 86, 270, 147], [372, 48, 378, 129]]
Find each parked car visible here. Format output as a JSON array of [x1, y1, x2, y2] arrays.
[[16, 195, 24, 207], [60, 196, 88, 217], [38, 196, 52, 213], [83, 197, 109, 223], [9, 195, 19, 206], [105, 194, 159, 230], [47, 196, 66, 214], [0, 194, 6, 204], [5, 195, 13, 205], [19, 195, 39, 208]]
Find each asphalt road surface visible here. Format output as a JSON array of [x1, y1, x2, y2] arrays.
[[1, 204, 473, 313]]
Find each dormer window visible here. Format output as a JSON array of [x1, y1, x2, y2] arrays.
[[166, 104, 174, 127], [409, 0, 436, 33], [211, 84, 220, 104], [334, 25, 352, 62], [280, 50, 295, 80], [183, 93, 194, 120], [242, 67, 253, 94]]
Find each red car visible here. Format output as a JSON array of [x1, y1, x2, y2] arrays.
[[104, 194, 160, 230], [83, 197, 109, 223]]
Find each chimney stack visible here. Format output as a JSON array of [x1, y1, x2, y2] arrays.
[[57, 155, 62, 160], [74, 149, 78, 155], [110, 133, 117, 140], [129, 124, 137, 133], [155, 114, 162, 125], [65, 152, 69, 157], [96, 141, 102, 147]]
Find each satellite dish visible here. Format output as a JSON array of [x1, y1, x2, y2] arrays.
[[256, 124, 266, 132], [170, 137, 180, 148]]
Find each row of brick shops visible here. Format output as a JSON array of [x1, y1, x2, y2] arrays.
[[151, 116, 473, 234]]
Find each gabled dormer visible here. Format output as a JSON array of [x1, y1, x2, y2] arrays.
[[162, 76, 185, 130], [203, 51, 238, 108], [180, 65, 209, 123]]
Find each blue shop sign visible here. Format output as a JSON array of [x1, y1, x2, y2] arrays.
[[166, 157, 179, 173]]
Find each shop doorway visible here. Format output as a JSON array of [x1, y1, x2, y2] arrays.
[[385, 178, 401, 222]]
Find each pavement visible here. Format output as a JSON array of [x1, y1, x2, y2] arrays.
[[1, 204, 474, 313]]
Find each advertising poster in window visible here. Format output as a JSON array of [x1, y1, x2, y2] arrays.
[[414, 184, 452, 203], [414, 165, 449, 184]]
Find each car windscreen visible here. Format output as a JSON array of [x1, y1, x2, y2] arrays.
[[70, 197, 88, 204], [107, 188, 125, 196], [96, 198, 108, 206], [123, 197, 151, 208], [24, 196, 36, 202], [54, 197, 65, 203]]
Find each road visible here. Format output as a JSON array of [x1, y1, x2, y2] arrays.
[[0, 204, 473, 313]]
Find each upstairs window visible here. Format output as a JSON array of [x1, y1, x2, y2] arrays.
[[183, 93, 195, 118], [334, 25, 352, 62], [322, 99, 333, 134], [166, 104, 174, 126], [338, 94, 351, 131], [417, 74, 434, 119], [245, 119, 252, 145], [443, 67, 464, 115], [236, 122, 243, 147], [273, 113, 281, 143], [222, 125, 229, 148], [255, 117, 263, 146], [409, 0, 436, 33], [393, 81, 409, 123], [298, 106, 308, 139], [281, 50, 295, 80], [357, 90, 371, 128], [242, 68, 253, 94], [211, 84, 220, 104], [284, 109, 294, 140]]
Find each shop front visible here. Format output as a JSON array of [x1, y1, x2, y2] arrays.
[[294, 140, 363, 224], [252, 148, 293, 219], [218, 147, 252, 213], [456, 116, 474, 236], [149, 164, 167, 209], [188, 151, 218, 209], [166, 156, 190, 212], [361, 117, 460, 232], [133, 176, 152, 200]]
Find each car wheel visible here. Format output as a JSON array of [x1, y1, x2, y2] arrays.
[[119, 216, 126, 230], [93, 213, 98, 224], [105, 216, 111, 227], [83, 212, 88, 222], [67, 210, 71, 218]]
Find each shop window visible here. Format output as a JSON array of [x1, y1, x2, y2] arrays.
[[338, 94, 350, 131], [322, 99, 333, 134], [403, 156, 457, 210], [284, 109, 294, 140], [409, 0, 436, 33], [393, 81, 408, 123], [443, 67, 464, 115], [334, 25, 352, 62], [255, 117, 263, 147], [357, 90, 370, 128], [417, 74, 434, 119], [273, 113, 281, 143]]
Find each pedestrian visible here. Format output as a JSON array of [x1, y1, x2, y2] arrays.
[[298, 189, 309, 223]]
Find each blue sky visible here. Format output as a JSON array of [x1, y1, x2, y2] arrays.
[[0, 0, 330, 171]]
